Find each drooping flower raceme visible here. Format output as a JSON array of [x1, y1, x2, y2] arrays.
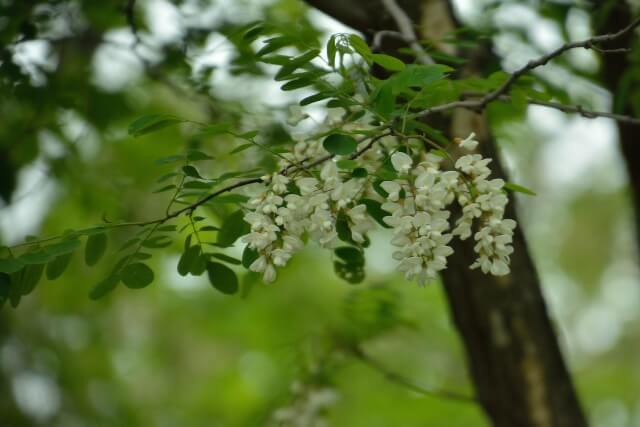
[[379, 135, 516, 282], [380, 152, 459, 285], [242, 129, 516, 285], [450, 140, 516, 276], [243, 161, 375, 283]]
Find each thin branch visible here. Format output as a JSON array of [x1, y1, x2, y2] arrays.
[[349, 345, 477, 404], [7, 131, 391, 251], [380, 0, 434, 65], [477, 15, 640, 108], [585, 41, 630, 54], [371, 30, 406, 51], [411, 95, 640, 126], [500, 96, 640, 126]]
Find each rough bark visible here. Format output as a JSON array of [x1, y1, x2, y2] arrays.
[[444, 111, 587, 427], [592, 1, 640, 249], [303, 1, 588, 426]]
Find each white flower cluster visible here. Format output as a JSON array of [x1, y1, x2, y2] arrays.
[[242, 123, 516, 284], [380, 151, 458, 285], [271, 382, 339, 427], [242, 162, 374, 283], [379, 133, 516, 283], [451, 134, 516, 276]]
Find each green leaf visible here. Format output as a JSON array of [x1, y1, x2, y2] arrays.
[[387, 64, 452, 94], [89, 274, 120, 300], [217, 210, 250, 247], [336, 212, 354, 244], [337, 159, 358, 170], [281, 78, 313, 91], [19, 250, 55, 265], [300, 92, 332, 106], [352, 167, 368, 178], [46, 253, 73, 280], [258, 55, 291, 66], [182, 165, 203, 179], [141, 235, 172, 249], [238, 130, 259, 139], [199, 123, 232, 136], [327, 35, 337, 68], [46, 239, 81, 256], [177, 245, 201, 276], [207, 262, 239, 295], [504, 182, 537, 196], [275, 49, 320, 81], [510, 88, 528, 114], [0, 273, 10, 310], [361, 198, 391, 228], [348, 34, 372, 62], [229, 143, 254, 154], [242, 23, 264, 41], [128, 114, 183, 137], [372, 179, 389, 198], [372, 53, 405, 71], [334, 260, 365, 284], [85, 233, 108, 266], [242, 246, 259, 269], [211, 253, 242, 265], [335, 247, 365, 266], [0, 258, 25, 274], [121, 263, 154, 289], [323, 134, 358, 156], [256, 35, 297, 56], [372, 82, 394, 119], [9, 271, 22, 307], [18, 263, 44, 296], [410, 122, 450, 146]]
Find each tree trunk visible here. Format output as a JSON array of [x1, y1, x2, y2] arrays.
[[303, 1, 588, 426], [592, 1, 640, 250]]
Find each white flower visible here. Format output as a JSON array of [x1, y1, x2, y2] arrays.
[[263, 263, 277, 283], [249, 255, 268, 273], [455, 154, 491, 179], [381, 181, 402, 201], [271, 173, 290, 194], [241, 128, 517, 285], [271, 248, 292, 267], [390, 151, 413, 174], [296, 177, 319, 195], [347, 204, 374, 243], [320, 161, 340, 188], [458, 132, 479, 151]]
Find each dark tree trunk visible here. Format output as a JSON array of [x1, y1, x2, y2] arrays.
[[592, 1, 640, 250], [303, 1, 588, 426], [441, 129, 587, 427]]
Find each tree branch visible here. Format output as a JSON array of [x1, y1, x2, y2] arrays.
[[348, 345, 476, 404], [478, 15, 640, 108], [380, 0, 434, 64], [507, 96, 640, 125], [414, 95, 640, 125], [8, 131, 392, 250]]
